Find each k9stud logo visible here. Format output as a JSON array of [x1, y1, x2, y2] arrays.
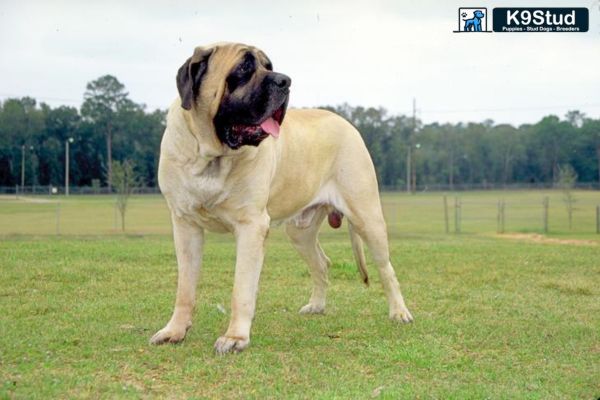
[[454, 7, 589, 33], [454, 7, 492, 32]]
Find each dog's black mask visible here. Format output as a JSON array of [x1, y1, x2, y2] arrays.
[[213, 52, 291, 149]]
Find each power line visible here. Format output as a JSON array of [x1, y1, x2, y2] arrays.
[[421, 103, 600, 114], [0, 93, 81, 105], [0, 93, 165, 111], [2, 91, 599, 116]]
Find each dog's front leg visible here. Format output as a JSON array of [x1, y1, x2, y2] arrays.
[[214, 215, 269, 354], [150, 214, 203, 345]]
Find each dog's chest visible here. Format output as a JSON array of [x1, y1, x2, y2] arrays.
[[168, 157, 233, 232], [190, 177, 226, 207]]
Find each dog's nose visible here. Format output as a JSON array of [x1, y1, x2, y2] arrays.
[[272, 73, 291, 89]]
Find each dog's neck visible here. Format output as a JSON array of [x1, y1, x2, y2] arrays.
[[180, 105, 223, 160], [179, 101, 258, 161]]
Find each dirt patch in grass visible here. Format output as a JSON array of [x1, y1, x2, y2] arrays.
[[0, 195, 56, 203], [498, 233, 598, 246], [542, 281, 594, 296]]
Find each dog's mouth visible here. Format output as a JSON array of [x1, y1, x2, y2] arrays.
[[216, 98, 288, 150], [231, 103, 286, 140]]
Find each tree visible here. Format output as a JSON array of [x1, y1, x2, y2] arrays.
[[0, 98, 45, 186], [111, 160, 139, 231], [382, 115, 411, 188], [39, 105, 80, 186], [461, 122, 490, 185], [112, 103, 166, 186], [565, 110, 585, 128], [527, 116, 571, 182], [81, 75, 130, 189], [489, 124, 524, 186], [580, 118, 600, 185], [444, 124, 462, 188]]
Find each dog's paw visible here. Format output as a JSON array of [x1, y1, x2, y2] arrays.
[[214, 335, 249, 354], [390, 307, 414, 324], [298, 303, 325, 314], [149, 324, 188, 345]]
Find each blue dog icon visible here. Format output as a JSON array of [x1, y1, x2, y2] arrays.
[[463, 10, 484, 31]]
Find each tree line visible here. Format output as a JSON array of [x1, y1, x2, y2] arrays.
[[1, 75, 599, 190], [0, 76, 165, 190], [325, 104, 600, 189]]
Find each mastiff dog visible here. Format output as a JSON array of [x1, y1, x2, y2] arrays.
[[151, 42, 413, 354]]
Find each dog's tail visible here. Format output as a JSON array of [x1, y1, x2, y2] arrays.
[[349, 223, 369, 286]]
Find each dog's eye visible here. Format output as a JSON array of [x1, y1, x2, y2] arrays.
[[238, 59, 254, 79], [227, 58, 255, 92], [239, 61, 252, 75]]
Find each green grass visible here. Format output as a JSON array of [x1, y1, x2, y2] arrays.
[[1, 192, 599, 398]]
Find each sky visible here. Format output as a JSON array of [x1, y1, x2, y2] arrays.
[[0, 0, 599, 125]]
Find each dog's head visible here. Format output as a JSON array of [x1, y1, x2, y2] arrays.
[[176, 43, 291, 150], [473, 10, 484, 18]]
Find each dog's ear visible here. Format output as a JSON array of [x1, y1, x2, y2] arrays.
[[176, 47, 214, 110]]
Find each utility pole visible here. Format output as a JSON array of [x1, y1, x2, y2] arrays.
[[21, 145, 25, 188], [65, 138, 74, 196], [406, 143, 411, 192], [406, 98, 417, 193], [412, 98, 417, 192]]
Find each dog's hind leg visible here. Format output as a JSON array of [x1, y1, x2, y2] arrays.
[[285, 206, 331, 314], [334, 157, 413, 323], [344, 201, 413, 323], [349, 222, 369, 286]]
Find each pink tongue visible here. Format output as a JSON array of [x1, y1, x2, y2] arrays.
[[260, 117, 280, 138]]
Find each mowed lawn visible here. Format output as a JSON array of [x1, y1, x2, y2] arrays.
[[1, 192, 599, 398]]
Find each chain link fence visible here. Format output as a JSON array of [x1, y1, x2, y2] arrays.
[[0, 185, 161, 196], [1, 189, 599, 236]]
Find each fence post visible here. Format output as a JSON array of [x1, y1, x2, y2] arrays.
[[543, 196, 549, 234], [443, 195, 449, 234], [459, 197, 463, 233], [596, 205, 599, 234], [501, 200, 505, 233], [114, 200, 118, 230], [55, 202, 61, 235], [454, 196, 461, 234], [496, 199, 505, 234], [497, 200, 502, 234]]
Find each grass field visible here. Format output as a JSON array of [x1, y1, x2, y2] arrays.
[[1, 191, 599, 398]]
